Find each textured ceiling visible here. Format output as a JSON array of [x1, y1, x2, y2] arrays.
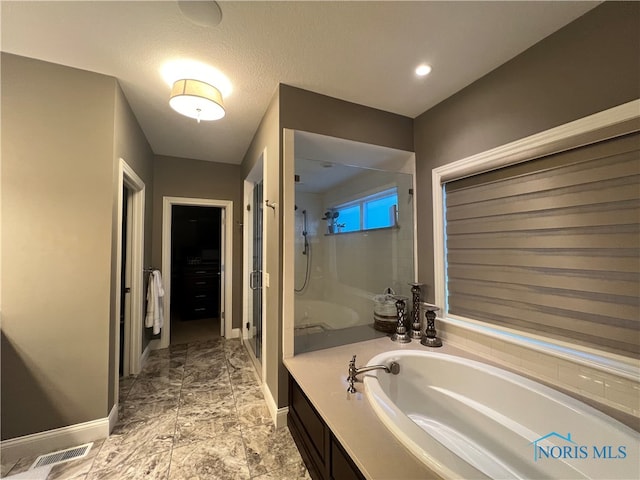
[[1, 1, 598, 165]]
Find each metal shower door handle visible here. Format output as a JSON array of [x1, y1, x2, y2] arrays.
[[249, 270, 262, 290]]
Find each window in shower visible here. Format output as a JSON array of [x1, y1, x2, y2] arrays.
[[335, 204, 360, 233], [364, 188, 398, 229], [334, 187, 398, 233]]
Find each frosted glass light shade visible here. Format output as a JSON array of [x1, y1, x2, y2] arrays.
[[169, 79, 225, 121]]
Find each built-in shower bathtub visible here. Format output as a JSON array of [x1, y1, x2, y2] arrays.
[[294, 299, 360, 334], [364, 350, 639, 479]]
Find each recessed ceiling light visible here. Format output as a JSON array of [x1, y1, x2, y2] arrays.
[[178, 1, 222, 28], [415, 64, 432, 77]]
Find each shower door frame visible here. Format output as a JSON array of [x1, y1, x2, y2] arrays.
[[243, 151, 266, 377], [282, 129, 296, 359], [250, 181, 264, 360]]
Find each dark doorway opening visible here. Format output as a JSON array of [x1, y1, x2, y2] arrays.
[[119, 185, 130, 376], [170, 205, 222, 344]]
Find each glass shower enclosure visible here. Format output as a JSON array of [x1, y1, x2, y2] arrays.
[[291, 131, 416, 354]]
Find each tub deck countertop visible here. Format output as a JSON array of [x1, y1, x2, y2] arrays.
[[284, 336, 472, 480]]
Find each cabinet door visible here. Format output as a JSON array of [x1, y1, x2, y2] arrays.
[[330, 436, 365, 480], [289, 377, 328, 479], [288, 375, 366, 480]]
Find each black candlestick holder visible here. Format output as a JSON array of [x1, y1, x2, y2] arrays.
[[420, 302, 442, 347], [390, 296, 411, 343], [408, 283, 424, 339]]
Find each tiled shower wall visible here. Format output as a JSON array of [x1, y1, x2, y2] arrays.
[[295, 171, 415, 327], [294, 191, 325, 300]]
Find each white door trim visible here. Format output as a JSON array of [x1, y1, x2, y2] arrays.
[[160, 196, 234, 349], [114, 158, 145, 405]]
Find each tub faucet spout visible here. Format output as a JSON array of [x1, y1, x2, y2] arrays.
[[347, 355, 400, 393]]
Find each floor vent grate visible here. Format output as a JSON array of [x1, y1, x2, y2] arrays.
[[29, 443, 93, 470]]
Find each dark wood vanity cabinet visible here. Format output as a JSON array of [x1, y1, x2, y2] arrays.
[[288, 375, 365, 480]]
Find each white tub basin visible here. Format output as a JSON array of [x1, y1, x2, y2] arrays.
[[364, 350, 639, 479], [295, 299, 360, 331]]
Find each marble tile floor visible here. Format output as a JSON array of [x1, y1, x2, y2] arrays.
[[2, 339, 310, 480], [170, 317, 220, 346]]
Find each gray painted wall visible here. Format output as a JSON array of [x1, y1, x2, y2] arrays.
[[151, 155, 244, 333], [110, 84, 155, 410], [1, 53, 155, 439], [413, 1, 640, 299], [276, 85, 414, 406], [280, 85, 414, 152], [240, 87, 281, 405], [1, 54, 116, 439]]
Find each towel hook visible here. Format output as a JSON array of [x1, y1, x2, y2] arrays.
[[265, 200, 277, 210]]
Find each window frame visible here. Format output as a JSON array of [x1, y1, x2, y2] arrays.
[[332, 186, 398, 234], [431, 100, 640, 379]]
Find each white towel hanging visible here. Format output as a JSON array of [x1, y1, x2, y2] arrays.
[[145, 270, 164, 335]]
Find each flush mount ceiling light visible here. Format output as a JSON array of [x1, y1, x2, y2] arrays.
[[161, 60, 233, 96], [169, 79, 225, 122], [415, 64, 432, 77]]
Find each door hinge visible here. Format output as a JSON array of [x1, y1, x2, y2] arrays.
[[246, 322, 250, 330]]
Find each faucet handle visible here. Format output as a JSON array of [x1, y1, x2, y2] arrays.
[[347, 355, 357, 394]]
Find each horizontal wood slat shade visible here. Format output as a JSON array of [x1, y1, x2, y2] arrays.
[[445, 132, 640, 358]]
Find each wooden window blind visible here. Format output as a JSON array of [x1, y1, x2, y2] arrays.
[[444, 132, 640, 358]]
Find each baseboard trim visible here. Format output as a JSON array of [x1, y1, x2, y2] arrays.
[[262, 383, 289, 429], [108, 403, 119, 434], [0, 415, 110, 462], [275, 406, 289, 429], [228, 327, 241, 339], [139, 342, 153, 371]]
